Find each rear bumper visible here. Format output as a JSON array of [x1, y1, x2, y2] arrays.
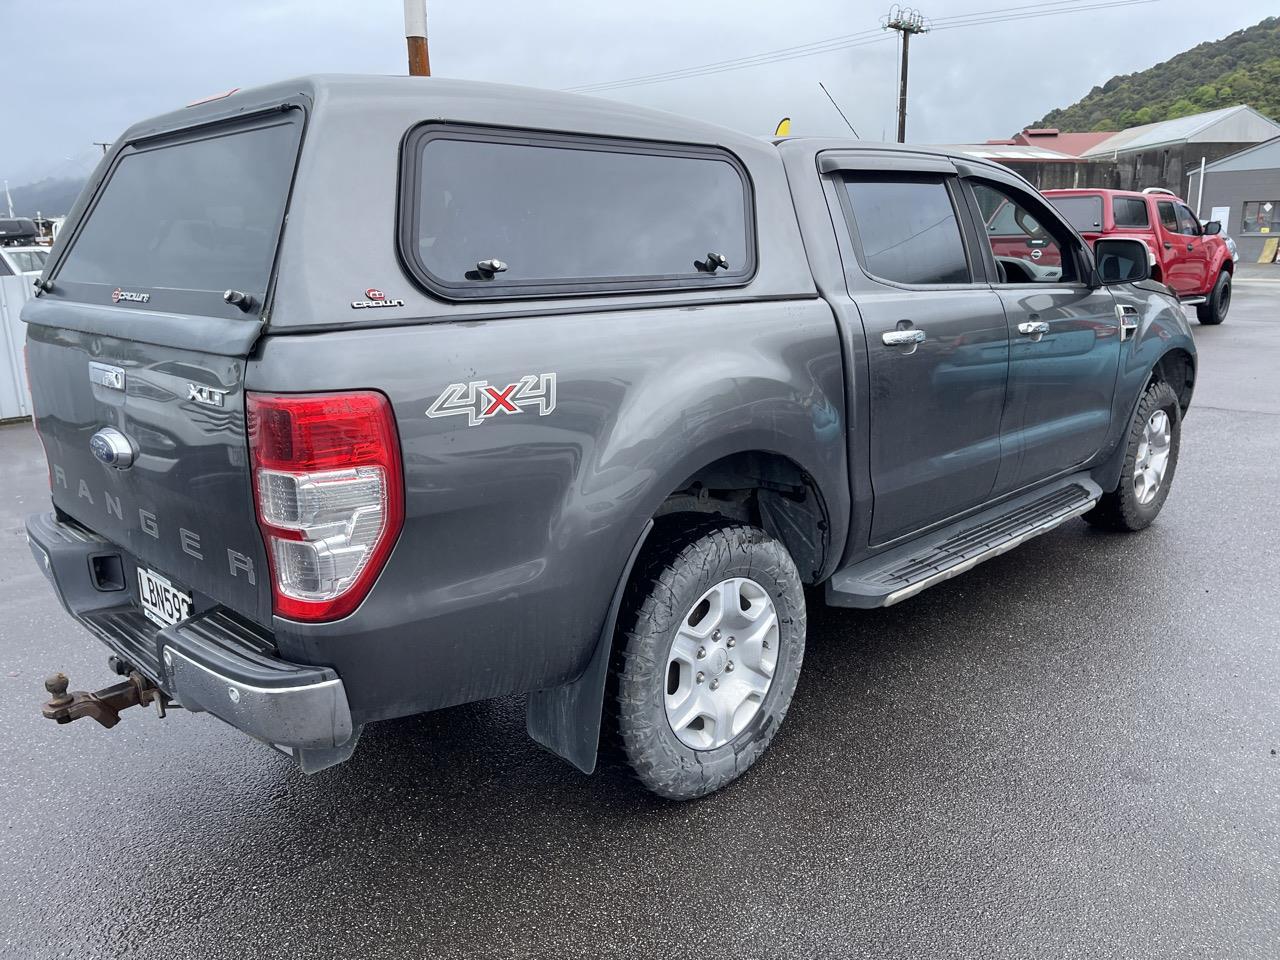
[[26, 511, 356, 765]]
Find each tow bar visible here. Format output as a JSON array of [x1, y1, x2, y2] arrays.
[[41, 669, 168, 729]]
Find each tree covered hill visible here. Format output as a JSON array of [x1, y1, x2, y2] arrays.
[[1032, 16, 1280, 132]]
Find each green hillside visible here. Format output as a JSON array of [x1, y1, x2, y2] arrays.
[[1032, 15, 1280, 132]]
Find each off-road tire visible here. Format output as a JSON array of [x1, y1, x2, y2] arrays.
[[611, 521, 805, 800], [1196, 270, 1231, 325], [1084, 380, 1181, 532]]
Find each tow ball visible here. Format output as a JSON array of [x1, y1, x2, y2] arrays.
[[41, 670, 168, 729]]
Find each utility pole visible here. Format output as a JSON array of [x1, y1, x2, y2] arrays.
[[3, 180, 13, 219], [93, 142, 111, 155], [404, 0, 431, 77], [883, 6, 929, 143]]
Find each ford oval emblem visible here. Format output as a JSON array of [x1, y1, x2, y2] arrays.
[[90, 427, 135, 469]]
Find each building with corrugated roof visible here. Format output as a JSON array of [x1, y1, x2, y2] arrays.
[[1008, 128, 1117, 157], [937, 105, 1280, 196], [1080, 105, 1280, 195]]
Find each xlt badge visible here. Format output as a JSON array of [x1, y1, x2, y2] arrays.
[[187, 383, 227, 408]]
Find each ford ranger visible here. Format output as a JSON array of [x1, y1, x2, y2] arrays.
[[24, 76, 1196, 799]]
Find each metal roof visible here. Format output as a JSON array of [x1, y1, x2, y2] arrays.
[[929, 143, 1076, 162], [1011, 130, 1117, 157], [1081, 105, 1280, 157]]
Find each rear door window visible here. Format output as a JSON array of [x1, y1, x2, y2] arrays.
[[840, 177, 971, 285], [54, 114, 302, 317], [400, 126, 754, 299], [1048, 195, 1103, 232]]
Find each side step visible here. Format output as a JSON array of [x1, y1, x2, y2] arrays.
[[1178, 295, 1207, 307], [826, 475, 1101, 609]]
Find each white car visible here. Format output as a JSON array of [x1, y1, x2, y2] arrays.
[[0, 244, 50, 276]]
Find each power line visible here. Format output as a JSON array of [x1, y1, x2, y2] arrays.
[[932, 0, 1156, 30], [565, 0, 1159, 94], [566, 29, 885, 93], [931, 0, 1083, 22]]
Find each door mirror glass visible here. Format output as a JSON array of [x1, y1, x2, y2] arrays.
[[1094, 238, 1150, 285], [1203, 220, 1222, 235]]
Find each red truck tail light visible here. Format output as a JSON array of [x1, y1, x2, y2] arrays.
[[247, 391, 403, 622]]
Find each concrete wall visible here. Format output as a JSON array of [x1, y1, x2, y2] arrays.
[[1188, 166, 1280, 262], [0, 275, 33, 421]]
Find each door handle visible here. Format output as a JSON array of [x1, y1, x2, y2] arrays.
[[1163, 242, 1173, 250], [1186, 243, 1194, 252], [1017, 320, 1050, 336], [882, 329, 926, 346]]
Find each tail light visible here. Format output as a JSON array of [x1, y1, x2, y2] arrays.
[[247, 391, 404, 622]]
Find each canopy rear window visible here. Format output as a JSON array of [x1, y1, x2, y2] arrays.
[[54, 113, 301, 317], [399, 125, 755, 299], [1047, 195, 1103, 233]]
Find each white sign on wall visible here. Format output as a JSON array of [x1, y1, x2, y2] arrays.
[[1209, 206, 1231, 232]]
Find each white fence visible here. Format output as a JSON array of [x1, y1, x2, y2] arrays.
[[0, 275, 34, 421]]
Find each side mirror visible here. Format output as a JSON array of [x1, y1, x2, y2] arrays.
[[1203, 220, 1222, 235], [1093, 237, 1150, 285]]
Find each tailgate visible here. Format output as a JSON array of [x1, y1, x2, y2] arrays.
[[21, 108, 305, 627]]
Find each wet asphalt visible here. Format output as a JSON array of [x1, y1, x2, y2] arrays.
[[1, 278, 1278, 959]]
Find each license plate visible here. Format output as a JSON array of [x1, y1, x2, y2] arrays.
[[137, 566, 192, 628]]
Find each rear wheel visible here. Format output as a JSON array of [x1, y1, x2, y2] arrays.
[[1084, 380, 1181, 532], [1196, 270, 1231, 325], [611, 522, 805, 800]]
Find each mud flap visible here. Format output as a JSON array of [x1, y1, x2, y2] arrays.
[[525, 520, 653, 775]]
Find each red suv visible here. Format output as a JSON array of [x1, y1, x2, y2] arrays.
[[1043, 188, 1232, 325]]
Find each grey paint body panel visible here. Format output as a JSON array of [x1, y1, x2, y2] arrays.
[[253, 296, 847, 721], [20, 77, 1196, 770]]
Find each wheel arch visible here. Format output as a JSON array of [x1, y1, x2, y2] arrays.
[[1149, 346, 1195, 413], [649, 448, 838, 586]]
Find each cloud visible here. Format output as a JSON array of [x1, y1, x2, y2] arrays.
[[1, 0, 1268, 194]]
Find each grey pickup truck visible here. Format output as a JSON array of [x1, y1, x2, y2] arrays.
[[24, 76, 1195, 799]]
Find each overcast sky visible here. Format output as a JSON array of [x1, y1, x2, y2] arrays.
[[0, 0, 1273, 186]]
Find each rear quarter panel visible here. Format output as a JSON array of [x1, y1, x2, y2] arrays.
[[253, 300, 847, 722]]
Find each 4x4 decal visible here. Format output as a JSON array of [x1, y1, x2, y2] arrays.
[[425, 373, 556, 427]]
